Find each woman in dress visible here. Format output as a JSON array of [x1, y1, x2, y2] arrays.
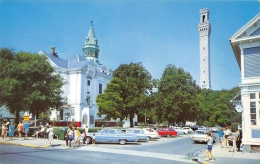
[[8, 123, 15, 140]]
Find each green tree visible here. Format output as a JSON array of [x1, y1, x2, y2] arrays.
[[97, 62, 152, 127], [157, 64, 201, 125], [197, 87, 241, 127], [96, 77, 125, 123], [0, 48, 65, 124]]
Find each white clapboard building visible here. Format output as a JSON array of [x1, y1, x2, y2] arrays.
[[230, 12, 260, 152]]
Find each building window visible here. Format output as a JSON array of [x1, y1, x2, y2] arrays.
[[60, 110, 63, 120], [250, 102, 256, 126], [99, 83, 102, 94], [250, 93, 256, 99], [87, 80, 91, 86], [90, 115, 94, 124], [71, 107, 75, 117]]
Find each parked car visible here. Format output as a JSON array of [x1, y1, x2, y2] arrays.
[[86, 128, 139, 145], [174, 127, 189, 134], [172, 128, 185, 135], [190, 125, 199, 131], [191, 130, 216, 143], [197, 126, 207, 130], [157, 128, 178, 137], [182, 127, 194, 134], [143, 128, 160, 139], [210, 126, 220, 132], [125, 128, 149, 141]]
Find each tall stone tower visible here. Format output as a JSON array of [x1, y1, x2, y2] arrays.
[[198, 8, 211, 89]]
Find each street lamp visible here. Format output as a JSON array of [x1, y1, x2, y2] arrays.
[[64, 112, 70, 126]]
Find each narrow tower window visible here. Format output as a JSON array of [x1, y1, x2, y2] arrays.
[[202, 15, 205, 23]]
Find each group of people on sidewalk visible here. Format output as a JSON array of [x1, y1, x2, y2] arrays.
[[204, 126, 243, 162], [217, 127, 242, 152], [1, 121, 29, 141], [65, 125, 95, 148], [65, 125, 95, 149]]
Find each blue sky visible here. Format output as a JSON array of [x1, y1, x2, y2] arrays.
[[1, 0, 260, 90]]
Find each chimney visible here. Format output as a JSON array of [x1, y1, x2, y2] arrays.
[[51, 46, 58, 57]]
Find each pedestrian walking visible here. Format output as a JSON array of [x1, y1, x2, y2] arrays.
[[47, 125, 55, 146], [224, 127, 230, 148], [24, 123, 29, 140], [67, 126, 74, 149], [205, 132, 214, 161], [6, 122, 10, 139], [227, 133, 235, 152], [1, 123, 8, 141], [73, 127, 80, 147], [17, 121, 24, 141], [82, 131, 87, 145], [92, 134, 95, 146], [237, 128, 242, 151], [8, 123, 15, 140], [217, 127, 224, 148]]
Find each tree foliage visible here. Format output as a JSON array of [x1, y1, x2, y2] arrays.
[[0, 48, 65, 124], [156, 64, 201, 125], [96, 62, 152, 127], [197, 87, 241, 127]]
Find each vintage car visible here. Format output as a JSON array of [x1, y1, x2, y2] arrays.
[[182, 127, 194, 134], [143, 128, 160, 139], [209, 126, 220, 132], [191, 130, 216, 143], [125, 128, 149, 141], [86, 128, 139, 145], [174, 127, 189, 134], [157, 128, 178, 137]]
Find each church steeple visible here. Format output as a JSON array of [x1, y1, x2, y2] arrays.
[[83, 21, 99, 61]]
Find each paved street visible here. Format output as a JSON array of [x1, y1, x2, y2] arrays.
[[1, 132, 259, 164], [0, 134, 202, 164]]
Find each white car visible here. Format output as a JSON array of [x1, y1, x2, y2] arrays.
[[198, 126, 207, 130], [174, 127, 189, 134], [143, 128, 160, 139], [125, 128, 149, 141], [191, 130, 216, 143], [210, 126, 219, 132], [182, 127, 194, 134]]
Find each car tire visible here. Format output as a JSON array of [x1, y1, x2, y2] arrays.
[[166, 134, 171, 138], [119, 139, 126, 145], [86, 136, 92, 144]]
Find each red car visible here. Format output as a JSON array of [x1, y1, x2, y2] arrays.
[[157, 128, 178, 137]]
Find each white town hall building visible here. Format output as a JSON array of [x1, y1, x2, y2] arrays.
[[39, 23, 113, 128]]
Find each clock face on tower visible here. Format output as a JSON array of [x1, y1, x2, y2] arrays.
[[235, 104, 243, 113]]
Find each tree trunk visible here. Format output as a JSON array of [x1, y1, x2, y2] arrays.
[[130, 114, 134, 127], [15, 109, 20, 125]]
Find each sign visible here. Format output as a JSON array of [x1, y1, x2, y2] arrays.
[[24, 115, 30, 120]]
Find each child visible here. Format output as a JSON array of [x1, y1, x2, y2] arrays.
[[227, 133, 235, 152], [92, 134, 95, 145], [83, 131, 87, 145]]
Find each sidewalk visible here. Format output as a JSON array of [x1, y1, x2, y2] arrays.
[[0, 136, 66, 148], [197, 144, 260, 164]]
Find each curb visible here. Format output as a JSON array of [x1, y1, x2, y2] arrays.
[[0, 141, 49, 148]]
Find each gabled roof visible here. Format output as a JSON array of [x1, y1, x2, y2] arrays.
[[39, 50, 111, 72], [229, 12, 260, 69]]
